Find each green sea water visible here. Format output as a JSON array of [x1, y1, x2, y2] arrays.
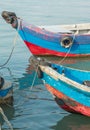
[[0, 0, 90, 129]]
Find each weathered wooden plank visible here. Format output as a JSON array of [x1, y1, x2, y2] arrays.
[[40, 65, 90, 93]]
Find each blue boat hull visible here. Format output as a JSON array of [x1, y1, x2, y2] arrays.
[[2, 10, 90, 57], [45, 84, 90, 116], [18, 22, 90, 57]]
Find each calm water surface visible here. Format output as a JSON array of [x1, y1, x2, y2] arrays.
[[0, 0, 90, 130]]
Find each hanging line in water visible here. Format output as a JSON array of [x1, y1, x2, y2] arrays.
[[0, 32, 17, 68], [0, 19, 21, 68], [13, 64, 38, 107], [0, 107, 13, 130], [15, 63, 50, 107], [15, 65, 39, 107], [30, 65, 39, 90]]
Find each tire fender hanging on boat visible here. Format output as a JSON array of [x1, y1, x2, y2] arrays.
[[61, 36, 73, 48]]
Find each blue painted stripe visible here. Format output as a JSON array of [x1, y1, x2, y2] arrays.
[[18, 29, 90, 54], [42, 72, 90, 107], [52, 64, 90, 84]]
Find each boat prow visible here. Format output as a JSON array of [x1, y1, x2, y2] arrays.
[[29, 56, 90, 117], [2, 11, 90, 57]]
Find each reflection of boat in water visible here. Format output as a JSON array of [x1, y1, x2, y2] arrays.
[[32, 55, 90, 67], [18, 66, 43, 89], [0, 104, 15, 126], [51, 114, 90, 130]]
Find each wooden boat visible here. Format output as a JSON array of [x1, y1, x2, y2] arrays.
[[30, 56, 90, 117], [0, 76, 13, 105], [2, 11, 90, 57]]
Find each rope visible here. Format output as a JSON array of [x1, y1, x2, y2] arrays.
[[0, 18, 21, 68], [57, 32, 76, 65], [0, 32, 18, 68], [15, 65, 39, 107], [30, 65, 39, 90], [0, 107, 13, 130]]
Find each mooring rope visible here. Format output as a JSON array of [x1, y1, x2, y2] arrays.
[[30, 65, 39, 90], [15, 65, 39, 107], [0, 18, 21, 68], [0, 107, 13, 130], [57, 32, 76, 65], [0, 32, 18, 68]]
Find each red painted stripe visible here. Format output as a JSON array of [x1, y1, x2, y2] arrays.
[[45, 84, 90, 116], [24, 41, 90, 57], [24, 41, 77, 57]]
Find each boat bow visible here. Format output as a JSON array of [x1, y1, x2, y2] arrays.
[[2, 11, 18, 29]]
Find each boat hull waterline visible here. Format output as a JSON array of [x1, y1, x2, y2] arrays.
[[29, 56, 90, 117], [41, 66, 90, 117], [2, 11, 90, 57], [46, 84, 90, 116]]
